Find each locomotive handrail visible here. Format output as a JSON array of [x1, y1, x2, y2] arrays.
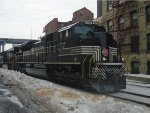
[[82, 54, 89, 78], [63, 46, 100, 50], [96, 62, 123, 65], [88, 46, 101, 77], [89, 53, 96, 77]]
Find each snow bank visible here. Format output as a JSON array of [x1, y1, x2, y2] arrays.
[[0, 69, 53, 89], [0, 87, 24, 108], [0, 68, 147, 113]]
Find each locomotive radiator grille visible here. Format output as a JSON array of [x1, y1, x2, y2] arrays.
[[92, 66, 106, 79]]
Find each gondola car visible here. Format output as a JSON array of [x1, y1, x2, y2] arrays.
[[0, 22, 126, 92]]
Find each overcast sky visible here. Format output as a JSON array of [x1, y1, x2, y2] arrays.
[[0, 0, 97, 40]]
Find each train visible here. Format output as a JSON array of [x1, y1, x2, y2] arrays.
[[0, 22, 126, 92]]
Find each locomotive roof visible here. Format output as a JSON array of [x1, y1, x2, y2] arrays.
[[19, 40, 38, 51], [6, 47, 15, 52], [58, 22, 105, 32], [33, 41, 42, 47]]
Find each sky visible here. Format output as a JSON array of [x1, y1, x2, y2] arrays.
[[0, 0, 97, 40]]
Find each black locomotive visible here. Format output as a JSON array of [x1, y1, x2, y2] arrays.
[[0, 22, 126, 92]]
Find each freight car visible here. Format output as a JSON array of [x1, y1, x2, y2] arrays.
[[0, 22, 126, 92]]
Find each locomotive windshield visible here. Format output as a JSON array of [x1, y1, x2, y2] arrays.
[[74, 27, 92, 35]]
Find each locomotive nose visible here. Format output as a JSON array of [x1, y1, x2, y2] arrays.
[[94, 32, 106, 47]]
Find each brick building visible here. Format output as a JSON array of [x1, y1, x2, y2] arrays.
[[95, 0, 150, 75], [43, 18, 72, 35], [72, 7, 94, 23], [43, 7, 94, 35]]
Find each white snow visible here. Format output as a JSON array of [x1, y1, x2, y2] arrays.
[[127, 80, 150, 88], [126, 74, 150, 79], [0, 68, 150, 113], [123, 84, 150, 96], [0, 88, 24, 108], [67, 97, 144, 113], [8, 95, 24, 108]]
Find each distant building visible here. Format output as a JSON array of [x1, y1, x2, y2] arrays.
[[72, 7, 94, 23], [43, 7, 94, 35], [43, 18, 72, 35], [95, 0, 150, 75]]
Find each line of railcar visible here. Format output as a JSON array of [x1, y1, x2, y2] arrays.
[[0, 22, 126, 92]]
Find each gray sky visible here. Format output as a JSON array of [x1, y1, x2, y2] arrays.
[[0, 0, 97, 40]]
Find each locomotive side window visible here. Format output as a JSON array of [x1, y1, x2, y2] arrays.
[[59, 30, 71, 40], [66, 30, 69, 37], [59, 31, 65, 40]]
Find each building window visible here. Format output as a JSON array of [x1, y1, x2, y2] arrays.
[[130, 11, 138, 27], [146, 5, 150, 23], [107, 0, 112, 11], [118, 15, 125, 30], [131, 61, 139, 74], [147, 33, 150, 51], [107, 19, 112, 32], [131, 36, 139, 52]]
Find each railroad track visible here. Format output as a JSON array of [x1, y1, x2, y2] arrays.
[[107, 80, 150, 107], [107, 90, 150, 107], [127, 80, 150, 88]]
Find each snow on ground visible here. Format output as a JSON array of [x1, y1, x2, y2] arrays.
[[127, 79, 150, 88], [126, 74, 150, 79], [0, 88, 24, 108], [0, 68, 149, 113]]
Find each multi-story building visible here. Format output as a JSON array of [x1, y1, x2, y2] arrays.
[[44, 7, 94, 35], [95, 0, 150, 74]]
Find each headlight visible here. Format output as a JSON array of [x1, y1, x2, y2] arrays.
[[121, 58, 124, 62], [102, 57, 107, 61]]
